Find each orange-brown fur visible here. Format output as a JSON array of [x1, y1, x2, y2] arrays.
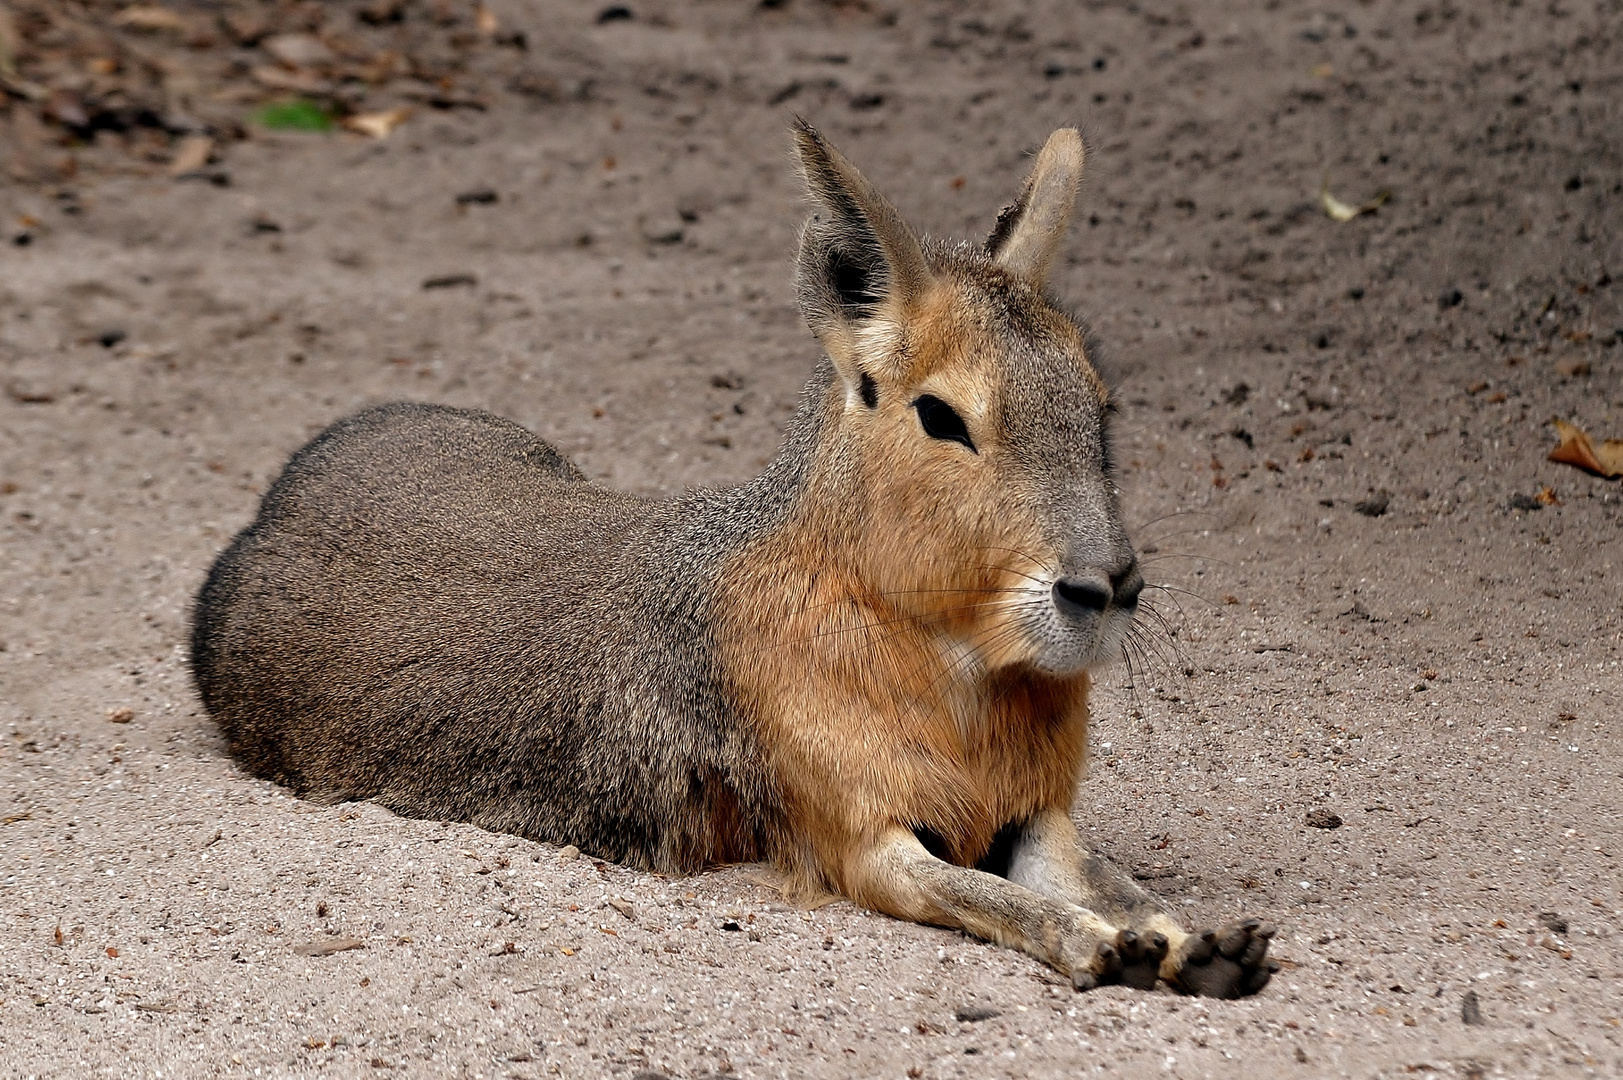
[[717, 278, 1094, 896]]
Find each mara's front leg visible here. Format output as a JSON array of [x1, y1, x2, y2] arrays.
[[1007, 808, 1277, 998], [840, 826, 1148, 991]]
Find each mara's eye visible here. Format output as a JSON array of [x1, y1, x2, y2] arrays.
[[913, 395, 977, 453]]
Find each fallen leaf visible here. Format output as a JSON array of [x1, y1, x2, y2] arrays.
[[261, 33, 336, 69], [1320, 174, 1390, 222], [251, 67, 332, 95], [113, 6, 188, 32], [343, 107, 411, 138], [168, 134, 213, 176], [249, 97, 334, 130], [1548, 419, 1623, 479], [293, 938, 365, 956]]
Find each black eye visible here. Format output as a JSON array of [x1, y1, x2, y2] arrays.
[[913, 394, 977, 453]]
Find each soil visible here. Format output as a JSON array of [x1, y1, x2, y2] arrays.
[[2, 1, 1621, 1078]]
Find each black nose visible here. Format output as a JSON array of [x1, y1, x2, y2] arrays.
[[1112, 562, 1143, 608], [1053, 576, 1111, 616], [1052, 561, 1142, 620]]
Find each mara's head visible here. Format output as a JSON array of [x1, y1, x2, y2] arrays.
[[790, 120, 1140, 679]]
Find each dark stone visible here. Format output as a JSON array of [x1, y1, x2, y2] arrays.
[[1461, 990, 1484, 1025], [1354, 491, 1390, 517], [955, 1005, 1001, 1022], [422, 274, 478, 290], [1305, 808, 1342, 830]]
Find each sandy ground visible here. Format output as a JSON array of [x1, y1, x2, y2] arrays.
[[2, 1, 1622, 1077]]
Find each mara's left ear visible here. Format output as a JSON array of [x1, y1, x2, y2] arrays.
[[985, 129, 1084, 287]]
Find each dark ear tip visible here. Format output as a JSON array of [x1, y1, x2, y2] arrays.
[[791, 116, 826, 157]]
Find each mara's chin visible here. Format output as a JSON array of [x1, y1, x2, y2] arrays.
[[1026, 614, 1134, 678]]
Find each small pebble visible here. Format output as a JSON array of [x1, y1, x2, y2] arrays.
[[955, 1005, 1001, 1023], [1305, 808, 1342, 830], [1354, 491, 1390, 517], [1461, 989, 1484, 1026]]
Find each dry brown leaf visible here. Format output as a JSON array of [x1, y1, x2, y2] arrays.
[[113, 5, 187, 32], [343, 106, 411, 138], [262, 33, 336, 69], [292, 938, 365, 956], [250, 65, 330, 94], [167, 133, 212, 175], [1549, 418, 1623, 479]]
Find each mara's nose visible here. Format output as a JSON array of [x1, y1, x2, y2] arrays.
[[1052, 561, 1142, 620]]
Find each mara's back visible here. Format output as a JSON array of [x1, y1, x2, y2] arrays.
[[191, 401, 790, 870]]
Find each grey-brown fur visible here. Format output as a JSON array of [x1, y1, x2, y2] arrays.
[[192, 399, 825, 870]]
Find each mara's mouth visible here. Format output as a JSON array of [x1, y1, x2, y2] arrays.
[[964, 572, 1139, 677], [1028, 601, 1137, 676]]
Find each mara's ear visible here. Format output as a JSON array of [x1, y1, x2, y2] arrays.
[[985, 128, 1084, 287], [792, 118, 930, 371]]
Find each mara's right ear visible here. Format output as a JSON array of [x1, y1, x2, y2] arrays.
[[792, 119, 930, 377], [985, 128, 1084, 288]]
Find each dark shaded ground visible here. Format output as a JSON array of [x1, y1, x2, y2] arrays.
[[2, 1, 1621, 1077]]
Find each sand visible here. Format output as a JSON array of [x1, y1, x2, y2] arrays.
[[1, 1, 1619, 1077]]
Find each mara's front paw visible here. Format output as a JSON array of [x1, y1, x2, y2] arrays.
[[1068, 929, 1169, 992], [1166, 918, 1277, 998]]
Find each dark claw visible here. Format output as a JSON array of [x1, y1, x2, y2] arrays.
[[1239, 923, 1275, 967], [1215, 923, 1250, 959], [1172, 919, 1276, 999], [1115, 928, 1161, 989]]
